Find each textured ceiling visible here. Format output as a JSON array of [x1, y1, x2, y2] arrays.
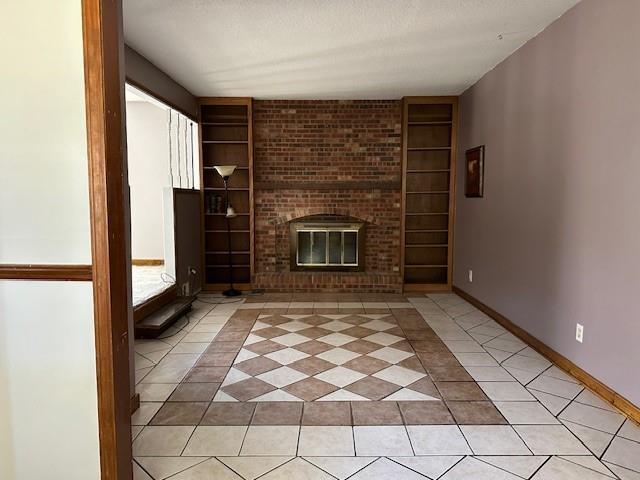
[[123, 0, 580, 99]]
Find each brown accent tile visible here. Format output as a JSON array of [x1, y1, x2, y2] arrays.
[[447, 401, 507, 425], [253, 326, 289, 339], [288, 356, 335, 376], [435, 382, 488, 401], [286, 308, 314, 314], [283, 378, 338, 401], [343, 339, 382, 355], [397, 356, 426, 373], [410, 340, 449, 352], [196, 352, 236, 367], [297, 327, 332, 339], [260, 315, 291, 326], [365, 308, 391, 314], [385, 326, 405, 337], [396, 318, 428, 330], [341, 315, 370, 326], [339, 308, 364, 314], [417, 351, 461, 367], [261, 308, 288, 314], [293, 340, 334, 355], [207, 341, 244, 353], [398, 401, 454, 425], [150, 402, 208, 425], [406, 377, 441, 398], [351, 401, 403, 425], [215, 330, 249, 342], [427, 366, 473, 382], [344, 376, 400, 400], [342, 356, 390, 375], [184, 366, 229, 383], [245, 340, 287, 355], [221, 377, 276, 401], [313, 308, 342, 315], [404, 329, 439, 341], [299, 316, 332, 326], [235, 356, 282, 376], [230, 310, 260, 321], [392, 340, 415, 353], [341, 326, 377, 338], [302, 402, 352, 426], [201, 402, 256, 425], [168, 383, 219, 402], [252, 402, 303, 425]]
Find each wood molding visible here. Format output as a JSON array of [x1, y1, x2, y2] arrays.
[[133, 286, 178, 323], [255, 180, 401, 191], [0, 264, 92, 281], [82, 0, 133, 478], [131, 259, 164, 266], [453, 286, 640, 423]]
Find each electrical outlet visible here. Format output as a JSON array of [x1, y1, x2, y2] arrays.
[[576, 323, 584, 343], [468, 270, 473, 282]]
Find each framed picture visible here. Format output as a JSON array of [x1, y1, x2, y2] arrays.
[[465, 145, 484, 197]]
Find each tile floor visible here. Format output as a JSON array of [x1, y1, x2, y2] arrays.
[[132, 293, 640, 479]]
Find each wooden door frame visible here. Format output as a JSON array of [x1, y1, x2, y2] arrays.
[[82, 0, 134, 478]]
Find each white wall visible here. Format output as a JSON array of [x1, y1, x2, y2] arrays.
[[0, 1, 101, 479], [126, 101, 171, 260]]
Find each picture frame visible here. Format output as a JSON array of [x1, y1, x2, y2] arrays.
[[465, 145, 484, 197]]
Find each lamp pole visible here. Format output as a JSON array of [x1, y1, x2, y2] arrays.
[[222, 174, 240, 296]]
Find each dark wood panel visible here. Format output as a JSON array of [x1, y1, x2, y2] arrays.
[[204, 168, 249, 189], [405, 214, 449, 231], [202, 124, 248, 142], [406, 172, 449, 192], [407, 103, 452, 122], [405, 193, 450, 214], [407, 124, 452, 148], [82, 0, 133, 478], [407, 150, 451, 171], [404, 266, 448, 284], [0, 264, 92, 281], [404, 246, 448, 266], [202, 143, 249, 168]]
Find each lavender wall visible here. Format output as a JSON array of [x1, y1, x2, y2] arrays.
[[454, 0, 640, 406]]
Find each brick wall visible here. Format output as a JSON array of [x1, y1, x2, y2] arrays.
[[253, 100, 403, 292]]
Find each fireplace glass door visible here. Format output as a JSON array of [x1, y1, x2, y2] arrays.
[[291, 222, 364, 271]]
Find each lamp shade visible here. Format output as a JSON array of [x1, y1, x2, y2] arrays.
[[225, 206, 237, 218], [214, 165, 236, 177]]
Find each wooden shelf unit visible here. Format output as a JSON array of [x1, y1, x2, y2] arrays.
[[199, 98, 254, 290], [401, 97, 458, 291]]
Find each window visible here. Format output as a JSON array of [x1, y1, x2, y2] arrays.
[[290, 222, 364, 271]]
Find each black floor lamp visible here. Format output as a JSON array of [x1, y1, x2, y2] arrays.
[[214, 165, 241, 297]]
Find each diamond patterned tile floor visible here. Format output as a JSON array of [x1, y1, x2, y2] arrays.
[[132, 292, 640, 479]]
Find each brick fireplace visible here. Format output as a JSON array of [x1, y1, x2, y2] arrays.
[[252, 100, 403, 292]]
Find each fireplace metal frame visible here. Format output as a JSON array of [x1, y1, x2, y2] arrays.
[[289, 221, 365, 272]]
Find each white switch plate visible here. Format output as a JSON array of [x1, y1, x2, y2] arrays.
[[576, 323, 584, 343], [468, 270, 473, 282]]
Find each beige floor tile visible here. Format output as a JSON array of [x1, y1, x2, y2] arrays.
[[259, 458, 334, 479], [390, 457, 463, 479], [132, 426, 195, 456], [494, 401, 559, 424], [240, 426, 300, 456], [298, 426, 354, 456], [349, 458, 425, 479], [136, 383, 177, 402], [218, 457, 292, 480], [460, 425, 530, 455], [132, 402, 163, 426], [406, 425, 471, 455], [603, 436, 640, 473], [353, 426, 413, 456], [476, 456, 549, 478], [135, 457, 210, 480], [440, 457, 521, 479], [182, 426, 247, 456], [514, 425, 590, 455], [169, 458, 242, 479], [532, 456, 612, 480], [478, 381, 535, 401], [305, 457, 377, 479], [559, 401, 626, 434]]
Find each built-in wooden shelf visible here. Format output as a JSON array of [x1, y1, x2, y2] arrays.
[[401, 97, 457, 290], [199, 97, 254, 289]]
